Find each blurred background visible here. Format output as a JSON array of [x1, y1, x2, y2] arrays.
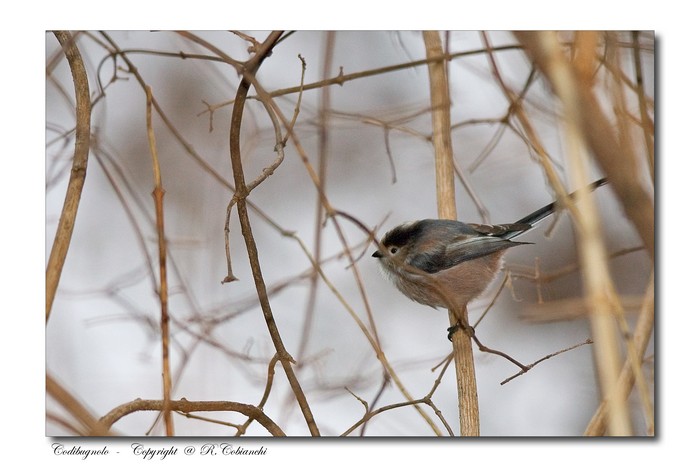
[[45, 31, 654, 436]]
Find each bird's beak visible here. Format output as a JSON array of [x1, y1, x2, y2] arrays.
[[371, 250, 382, 258]]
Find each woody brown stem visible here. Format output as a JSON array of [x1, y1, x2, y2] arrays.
[[423, 30, 480, 436]]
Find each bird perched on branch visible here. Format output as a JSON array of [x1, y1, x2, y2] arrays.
[[372, 179, 608, 312]]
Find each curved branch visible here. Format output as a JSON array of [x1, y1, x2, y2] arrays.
[[226, 31, 321, 436], [100, 399, 285, 436], [46, 31, 92, 322]]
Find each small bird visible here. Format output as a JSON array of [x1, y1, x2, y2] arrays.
[[372, 179, 608, 312]]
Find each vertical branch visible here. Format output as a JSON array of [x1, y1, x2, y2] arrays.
[[423, 31, 480, 436], [632, 31, 655, 181], [227, 31, 320, 436], [585, 272, 655, 435], [145, 86, 174, 436], [46, 31, 91, 322], [298, 32, 336, 361], [516, 31, 633, 435]]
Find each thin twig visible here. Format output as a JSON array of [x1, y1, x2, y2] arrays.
[[145, 86, 174, 436], [473, 271, 510, 328], [226, 31, 321, 437], [298, 34, 333, 368], [469, 329, 529, 372], [500, 339, 594, 385], [237, 354, 280, 436], [250, 45, 523, 100], [360, 373, 391, 436], [343, 354, 456, 436], [342, 395, 445, 437]]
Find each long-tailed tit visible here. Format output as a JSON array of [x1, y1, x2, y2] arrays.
[[372, 179, 608, 311]]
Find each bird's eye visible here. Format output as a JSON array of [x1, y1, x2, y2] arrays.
[[389, 246, 398, 254]]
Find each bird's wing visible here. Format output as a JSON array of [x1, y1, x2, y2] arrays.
[[467, 222, 533, 237], [407, 235, 522, 273]]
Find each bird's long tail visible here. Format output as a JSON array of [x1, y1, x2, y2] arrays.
[[502, 178, 608, 240]]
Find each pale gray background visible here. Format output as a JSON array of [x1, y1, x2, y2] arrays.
[[45, 30, 653, 436]]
